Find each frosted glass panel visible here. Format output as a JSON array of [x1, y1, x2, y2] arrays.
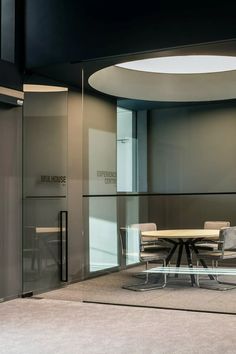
[[23, 199, 65, 293], [24, 92, 67, 198], [126, 228, 139, 265], [89, 197, 118, 272], [89, 128, 116, 195], [83, 90, 118, 274], [23, 91, 68, 294], [117, 107, 137, 192]]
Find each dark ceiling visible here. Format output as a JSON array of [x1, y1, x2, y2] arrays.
[[26, 39, 236, 93], [26, 0, 236, 68], [24, 1, 236, 106]]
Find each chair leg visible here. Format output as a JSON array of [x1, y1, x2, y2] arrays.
[[196, 258, 236, 290], [215, 260, 218, 281], [211, 260, 219, 281], [144, 262, 149, 284], [196, 259, 200, 287], [122, 259, 167, 291], [163, 259, 167, 286]]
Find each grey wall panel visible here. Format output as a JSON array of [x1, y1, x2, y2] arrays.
[[148, 103, 236, 193], [147, 102, 236, 232], [67, 91, 84, 281], [148, 195, 236, 230], [137, 111, 148, 192], [0, 104, 22, 300]]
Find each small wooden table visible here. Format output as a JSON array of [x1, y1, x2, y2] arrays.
[[141, 229, 219, 286], [36, 227, 64, 234], [35, 227, 66, 271]]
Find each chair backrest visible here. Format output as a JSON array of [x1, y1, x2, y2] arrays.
[[219, 227, 236, 252], [204, 221, 230, 230], [130, 223, 157, 232], [130, 223, 157, 243], [119, 227, 143, 264]]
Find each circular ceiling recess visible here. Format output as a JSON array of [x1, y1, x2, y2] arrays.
[[88, 55, 236, 102], [116, 55, 236, 74]]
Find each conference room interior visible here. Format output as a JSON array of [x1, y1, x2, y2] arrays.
[[4, 4, 236, 352], [17, 39, 236, 314], [2, 21, 236, 313]]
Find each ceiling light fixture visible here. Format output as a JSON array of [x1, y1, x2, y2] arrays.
[[23, 84, 68, 92], [116, 55, 236, 74]]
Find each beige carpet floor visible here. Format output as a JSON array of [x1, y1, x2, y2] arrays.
[[1, 298, 236, 354], [40, 266, 236, 314]]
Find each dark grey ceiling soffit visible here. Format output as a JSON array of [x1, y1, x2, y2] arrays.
[[26, 39, 236, 96], [26, 0, 236, 68]]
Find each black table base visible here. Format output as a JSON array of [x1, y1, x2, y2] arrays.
[[164, 238, 216, 286]]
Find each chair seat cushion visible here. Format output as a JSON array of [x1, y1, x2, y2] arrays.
[[198, 250, 236, 259], [196, 242, 218, 251], [198, 251, 222, 259], [140, 250, 170, 261], [221, 251, 236, 259], [144, 245, 170, 251]]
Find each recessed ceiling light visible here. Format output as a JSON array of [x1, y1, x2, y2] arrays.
[[116, 55, 236, 74], [23, 84, 68, 92]]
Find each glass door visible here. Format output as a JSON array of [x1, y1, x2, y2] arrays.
[[22, 87, 68, 295], [0, 102, 22, 301]]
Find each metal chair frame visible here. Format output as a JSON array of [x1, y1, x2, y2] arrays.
[[119, 227, 170, 291], [196, 227, 236, 290]]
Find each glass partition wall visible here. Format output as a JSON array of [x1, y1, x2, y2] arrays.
[[22, 88, 68, 295], [82, 91, 119, 274], [82, 83, 150, 275], [81, 42, 236, 313]]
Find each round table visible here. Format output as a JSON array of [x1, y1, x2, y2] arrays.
[[141, 229, 220, 285], [141, 229, 219, 239]]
